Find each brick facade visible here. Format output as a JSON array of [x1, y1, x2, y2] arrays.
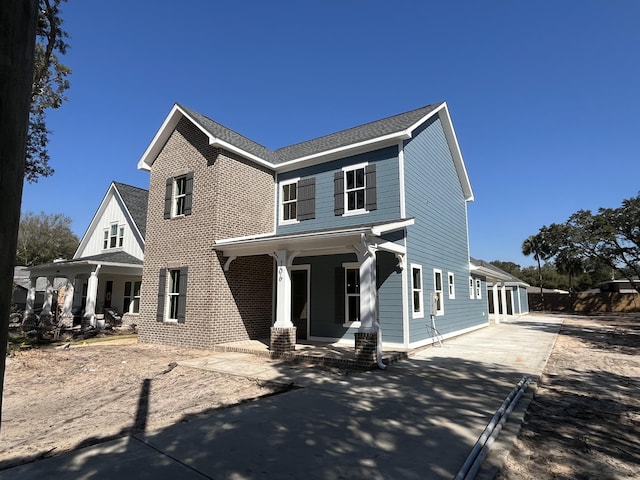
[[138, 118, 275, 348]]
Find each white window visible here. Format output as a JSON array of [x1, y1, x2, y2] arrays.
[[166, 269, 182, 321], [475, 279, 482, 299], [448, 272, 455, 299], [279, 178, 299, 224], [411, 264, 424, 318], [103, 223, 124, 250], [173, 175, 187, 216], [433, 269, 444, 315], [124, 281, 141, 314], [469, 277, 475, 299], [343, 262, 361, 326], [343, 163, 367, 214]]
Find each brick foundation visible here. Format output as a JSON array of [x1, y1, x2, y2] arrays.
[[270, 327, 296, 356], [354, 332, 378, 369]]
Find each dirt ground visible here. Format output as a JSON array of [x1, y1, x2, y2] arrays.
[[0, 340, 283, 470], [498, 313, 640, 480]]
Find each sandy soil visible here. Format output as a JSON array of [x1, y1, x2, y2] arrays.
[[498, 314, 640, 479], [0, 341, 282, 469]]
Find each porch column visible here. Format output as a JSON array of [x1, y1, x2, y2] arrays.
[[355, 240, 378, 368], [492, 283, 500, 324], [23, 276, 36, 321], [41, 276, 54, 325], [270, 250, 295, 355], [357, 245, 377, 333], [60, 276, 75, 327], [500, 283, 508, 321], [83, 265, 101, 328]]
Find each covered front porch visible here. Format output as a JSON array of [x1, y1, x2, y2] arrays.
[[215, 219, 413, 369], [25, 252, 143, 329]]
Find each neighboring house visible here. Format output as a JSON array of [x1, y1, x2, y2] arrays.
[[597, 279, 640, 294], [25, 182, 148, 327], [12, 266, 66, 312], [136, 101, 492, 364], [471, 258, 530, 319]]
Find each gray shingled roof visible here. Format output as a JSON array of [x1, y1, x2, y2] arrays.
[[179, 102, 444, 164], [274, 103, 443, 163], [113, 182, 148, 238], [178, 104, 278, 163], [470, 257, 529, 285]]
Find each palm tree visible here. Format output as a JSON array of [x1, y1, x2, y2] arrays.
[[522, 233, 550, 310]]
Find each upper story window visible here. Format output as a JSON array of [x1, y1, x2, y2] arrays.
[[164, 172, 194, 219], [345, 166, 365, 212], [278, 177, 316, 225], [103, 223, 124, 250], [280, 179, 298, 224], [334, 163, 377, 216]]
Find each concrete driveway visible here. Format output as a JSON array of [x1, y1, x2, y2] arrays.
[[0, 315, 562, 480]]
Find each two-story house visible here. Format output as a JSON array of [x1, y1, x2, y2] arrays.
[[25, 182, 147, 327], [136, 102, 490, 366]]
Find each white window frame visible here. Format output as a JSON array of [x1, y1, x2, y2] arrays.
[[448, 272, 455, 299], [279, 178, 299, 225], [172, 175, 187, 217], [433, 269, 444, 316], [166, 269, 182, 322], [103, 223, 124, 250], [342, 162, 368, 216], [411, 264, 424, 318], [124, 280, 141, 314], [475, 279, 482, 299], [342, 261, 361, 327], [469, 277, 475, 299]]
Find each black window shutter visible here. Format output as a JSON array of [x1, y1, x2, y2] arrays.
[[164, 178, 173, 219], [157, 268, 166, 322], [335, 267, 345, 323], [334, 171, 344, 216], [365, 164, 377, 211], [297, 177, 316, 221], [177, 266, 188, 323], [183, 172, 194, 216]]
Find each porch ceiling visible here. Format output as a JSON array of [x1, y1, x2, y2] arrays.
[[213, 219, 414, 259]]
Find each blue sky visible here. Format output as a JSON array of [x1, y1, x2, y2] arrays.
[[21, 1, 640, 267]]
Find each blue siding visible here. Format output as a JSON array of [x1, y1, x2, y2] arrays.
[[403, 115, 485, 343], [276, 146, 401, 234], [516, 286, 529, 313], [292, 251, 404, 343]]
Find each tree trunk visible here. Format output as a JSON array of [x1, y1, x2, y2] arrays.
[[0, 0, 39, 427]]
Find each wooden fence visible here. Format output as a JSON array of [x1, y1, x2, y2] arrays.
[[529, 292, 640, 313]]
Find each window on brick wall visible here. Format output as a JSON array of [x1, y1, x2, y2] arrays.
[[164, 172, 194, 218], [157, 267, 188, 322]]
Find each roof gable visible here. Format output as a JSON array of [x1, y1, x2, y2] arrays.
[[74, 182, 148, 259], [137, 102, 473, 200]]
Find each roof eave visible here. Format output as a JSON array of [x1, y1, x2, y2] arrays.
[[274, 131, 412, 173], [137, 104, 274, 172]]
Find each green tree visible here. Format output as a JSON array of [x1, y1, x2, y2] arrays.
[[522, 231, 551, 309], [490, 260, 523, 278], [560, 193, 640, 293], [27, 0, 71, 182], [16, 211, 79, 266]]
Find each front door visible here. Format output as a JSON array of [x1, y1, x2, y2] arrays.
[[291, 267, 309, 341]]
